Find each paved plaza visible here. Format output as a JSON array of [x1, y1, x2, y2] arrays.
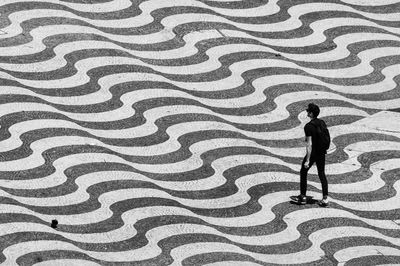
[[0, 0, 399, 265]]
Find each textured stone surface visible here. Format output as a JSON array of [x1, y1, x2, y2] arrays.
[[0, 0, 399, 265]]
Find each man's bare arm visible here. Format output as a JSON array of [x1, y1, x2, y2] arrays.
[[304, 136, 312, 168]]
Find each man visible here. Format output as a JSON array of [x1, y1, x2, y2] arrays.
[[291, 103, 329, 207]]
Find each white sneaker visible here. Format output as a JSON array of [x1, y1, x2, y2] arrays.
[[318, 198, 329, 207]]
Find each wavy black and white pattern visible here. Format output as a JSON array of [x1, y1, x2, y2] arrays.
[[0, 0, 400, 265]]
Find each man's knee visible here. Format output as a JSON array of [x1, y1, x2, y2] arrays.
[[300, 167, 308, 174], [317, 170, 327, 179]]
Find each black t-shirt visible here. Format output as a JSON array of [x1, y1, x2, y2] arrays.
[[304, 119, 325, 155]]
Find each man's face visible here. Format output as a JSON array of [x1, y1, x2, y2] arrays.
[[307, 110, 312, 118]]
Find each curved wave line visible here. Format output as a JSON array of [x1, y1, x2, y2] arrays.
[[0, 0, 133, 13], [2, 42, 399, 82]]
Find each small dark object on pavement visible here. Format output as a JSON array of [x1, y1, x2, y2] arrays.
[[51, 219, 58, 229]]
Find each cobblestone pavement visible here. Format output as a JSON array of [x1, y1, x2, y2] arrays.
[[0, 0, 399, 265]]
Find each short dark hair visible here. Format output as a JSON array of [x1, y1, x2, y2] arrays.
[[306, 103, 320, 117]]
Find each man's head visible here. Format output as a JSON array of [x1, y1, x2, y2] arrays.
[[306, 103, 320, 118]]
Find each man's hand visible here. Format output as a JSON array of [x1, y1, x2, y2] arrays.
[[304, 160, 310, 169]]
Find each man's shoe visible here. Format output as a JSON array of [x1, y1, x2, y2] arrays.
[[318, 198, 329, 207], [290, 195, 306, 205]]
